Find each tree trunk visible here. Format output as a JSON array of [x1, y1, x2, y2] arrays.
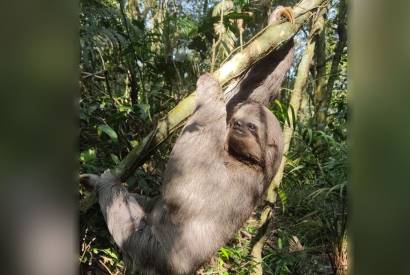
[[315, 0, 347, 129], [119, 0, 140, 105], [313, 12, 328, 130], [327, 0, 347, 98]]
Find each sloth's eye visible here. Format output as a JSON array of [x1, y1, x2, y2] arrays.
[[247, 123, 257, 132]]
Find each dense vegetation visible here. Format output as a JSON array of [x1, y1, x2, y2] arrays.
[[79, 0, 347, 274]]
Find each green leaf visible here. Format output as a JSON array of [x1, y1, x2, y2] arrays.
[[136, 103, 151, 120], [308, 188, 329, 201], [289, 104, 296, 129], [98, 124, 118, 142], [273, 99, 286, 124], [288, 165, 304, 174], [101, 248, 119, 260], [130, 140, 139, 147], [325, 182, 346, 198], [277, 188, 287, 212], [277, 237, 283, 250], [219, 247, 230, 260], [80, 148, 96, 163], [110, 154, 119, 164]]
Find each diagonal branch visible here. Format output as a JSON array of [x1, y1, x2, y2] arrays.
[[112, 0, 327, 182], [80, 0, 327, 214]]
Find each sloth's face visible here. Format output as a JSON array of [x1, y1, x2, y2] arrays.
[[227, 102, 266, 164]]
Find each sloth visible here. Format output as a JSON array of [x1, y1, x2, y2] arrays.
[[81, 73, 284, 275]]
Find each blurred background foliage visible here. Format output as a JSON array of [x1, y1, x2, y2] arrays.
[[79, 0, 347, 274]]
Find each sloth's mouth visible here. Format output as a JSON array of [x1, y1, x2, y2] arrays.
[[233, 128, 246, 136]]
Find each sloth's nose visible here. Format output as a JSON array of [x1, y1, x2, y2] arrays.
[[233, 120, 243, 130]]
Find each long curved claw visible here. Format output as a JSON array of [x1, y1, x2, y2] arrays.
[[269, 6, 295, 25], [278, 6, 294, 24]]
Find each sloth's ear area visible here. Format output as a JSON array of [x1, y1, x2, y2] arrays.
[[79, 173, 100, 192], [80, 170, 121, 192]]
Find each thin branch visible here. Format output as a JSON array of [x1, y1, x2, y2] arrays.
[[326, 0, 347, 96]]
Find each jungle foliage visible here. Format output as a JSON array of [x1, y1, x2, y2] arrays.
[[80, 0, 347, 274]]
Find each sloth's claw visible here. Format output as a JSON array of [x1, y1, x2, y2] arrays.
[[269, 6, 294, 25], [280, 7, 295, 24]]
